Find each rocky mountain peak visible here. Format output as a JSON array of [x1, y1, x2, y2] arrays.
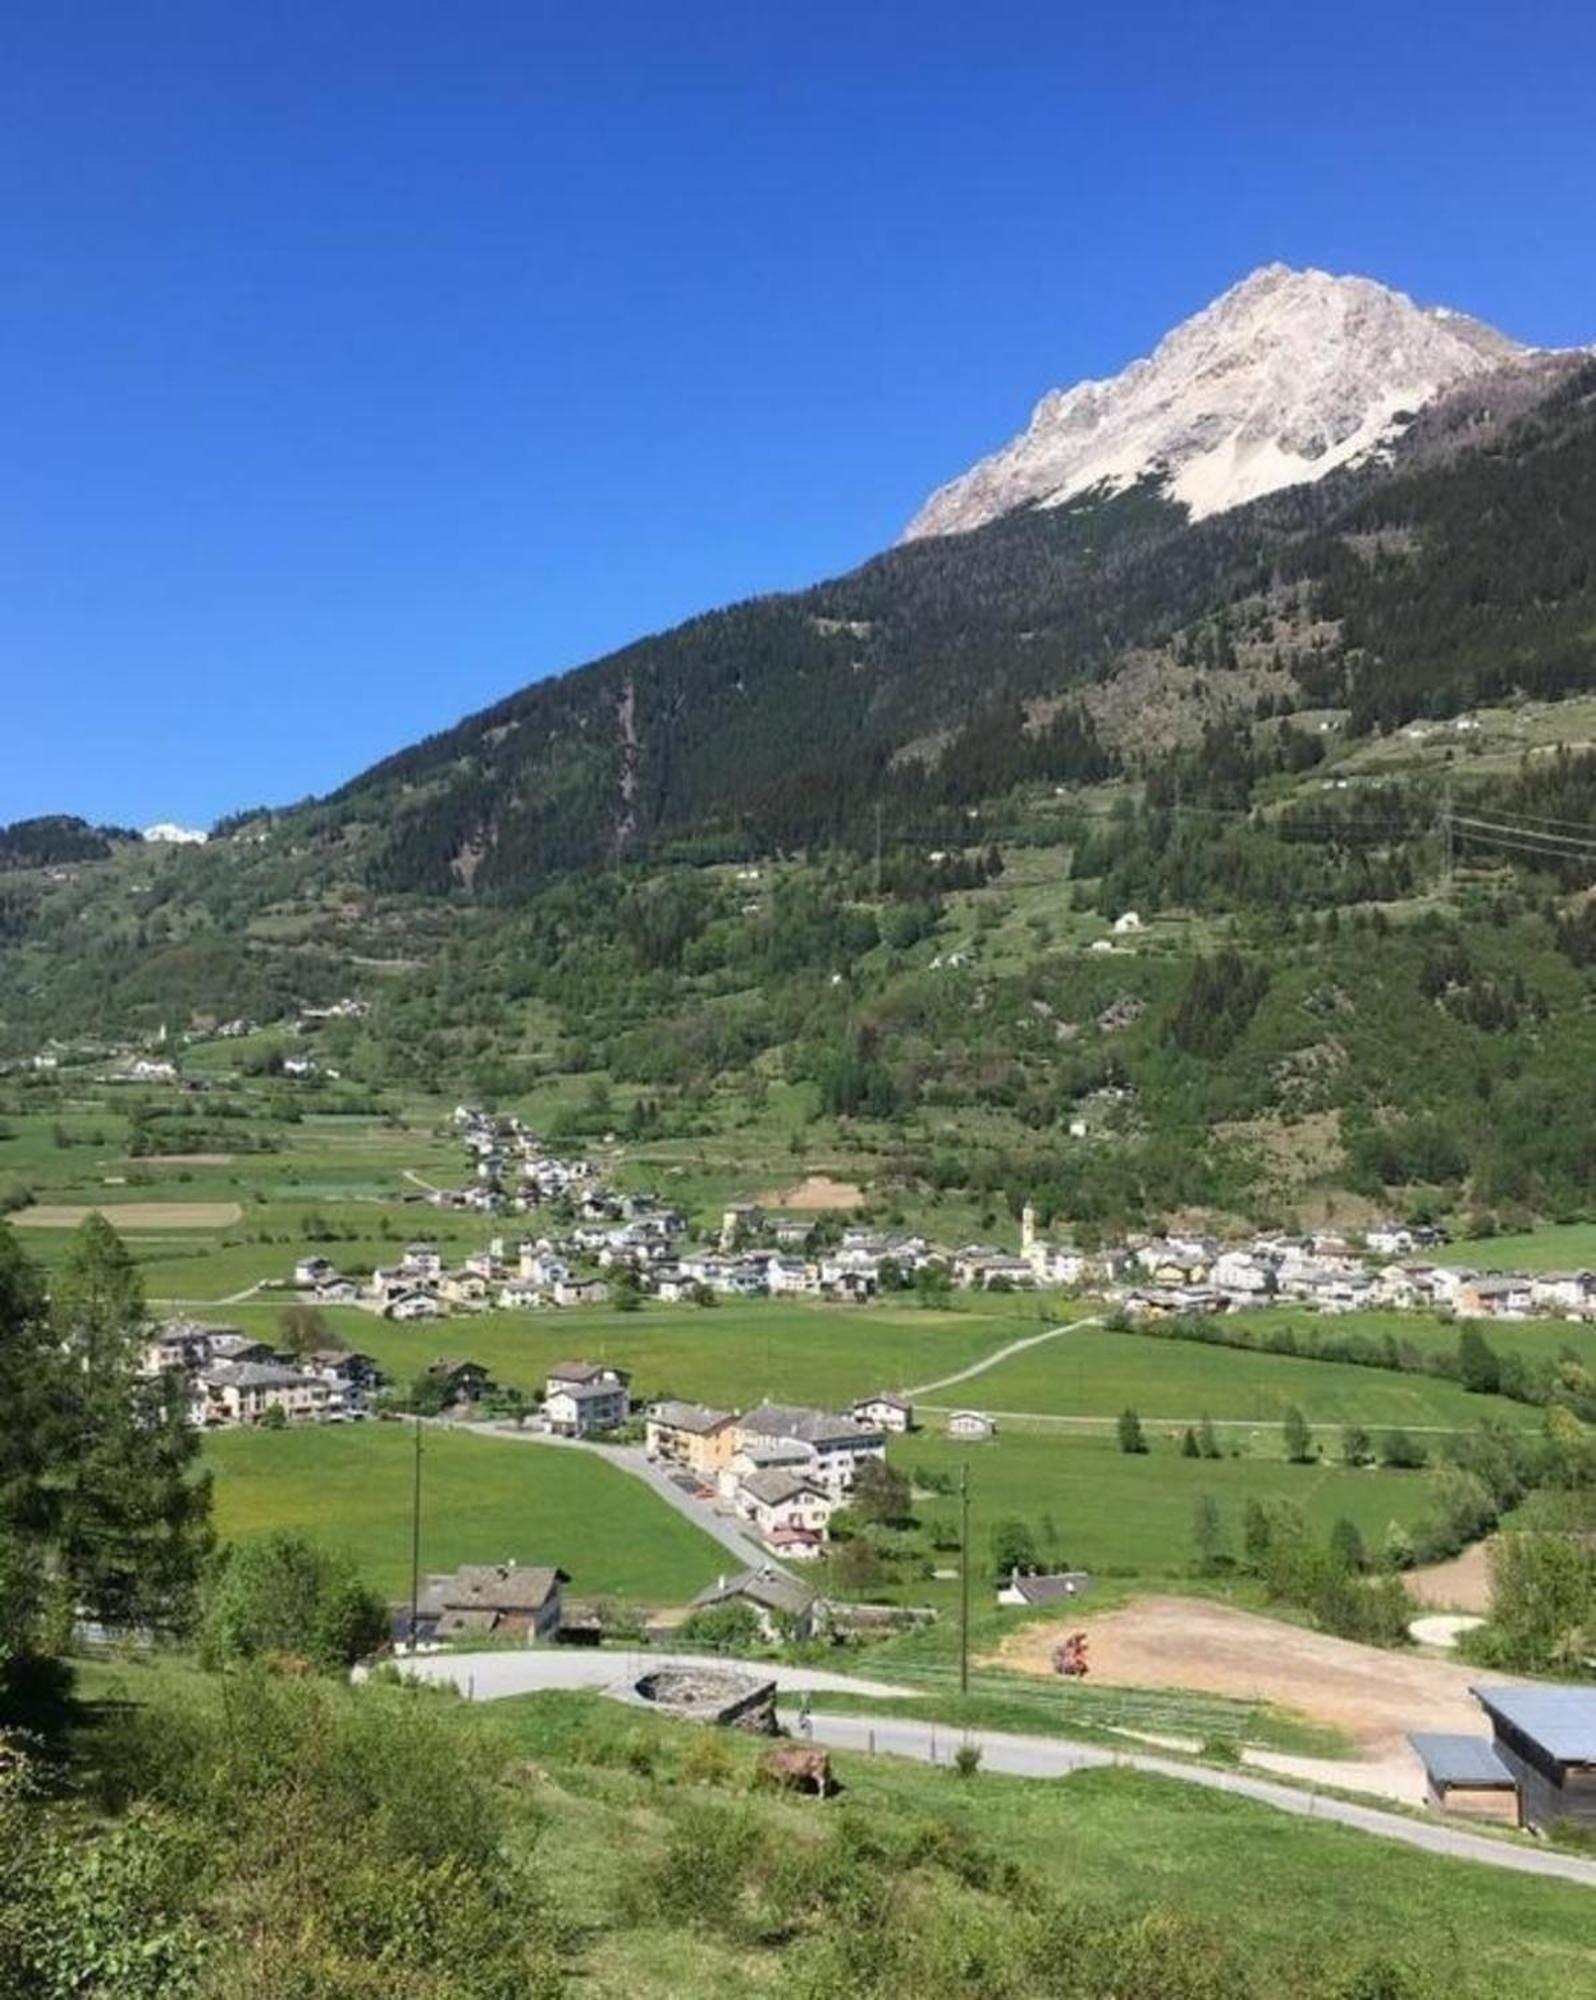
[[903, 264, 1537, 539]]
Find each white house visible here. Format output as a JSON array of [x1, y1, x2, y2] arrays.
[[732, 1468, 836, 1554], [851, 1393, 914, 1435], [947, 1410, 997, 1441], [543, 1362, 629, 1436], [388, 1292, 444, 1322]]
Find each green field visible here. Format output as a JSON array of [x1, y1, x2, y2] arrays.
[[221, 1293, 1048, 1408], [205, 1422, 726, 1603], [955, 1322, 1544, 1428], [896, 1427, 1444, 1576], [1442, 1220, 1596, 1273]]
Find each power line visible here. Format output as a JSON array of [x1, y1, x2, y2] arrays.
[[1452, 814, 1596, 854]]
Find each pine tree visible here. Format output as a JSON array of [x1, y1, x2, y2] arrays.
[[1117, 1408, 1148, 1455], [0, 1225, 57, 1669], [51, 1215, 213, 1636]]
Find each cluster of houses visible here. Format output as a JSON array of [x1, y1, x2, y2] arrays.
[[139, 1319, 385, 1426], [537, 1363, 912, 1562], [1113, 1222, 1596, 1324]]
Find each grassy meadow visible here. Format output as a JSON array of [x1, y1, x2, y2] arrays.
[[895, 1426, 1443, 1577], [955, 1320, 1546, 1428], [218, 1293, 1055, 1406], [205, 1422, 726, 1603]]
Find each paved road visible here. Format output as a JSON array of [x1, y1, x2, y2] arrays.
[[437, 1418, 786, 1575], [785, 1710, 1596, 1890], [398, 1648, 913, 1703], [905, 1315, 1100, 1398]]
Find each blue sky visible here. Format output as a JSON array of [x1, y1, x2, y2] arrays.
[[5, 0, 1594, 827]]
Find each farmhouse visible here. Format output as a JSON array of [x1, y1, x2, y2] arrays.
[[691, 1566, 820, 1642], [412, 1562, 570, 1646], [947, 1409, 996, 1440], [427, 1357, 493, 1403], [851, 1392, 914, 1434]]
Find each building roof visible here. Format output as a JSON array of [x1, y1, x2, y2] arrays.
[[854, 1392, 912, 1412], [1472, 1685, 1596, 1762], [550, 1379, 627, 1404], [548, 1360, 630, 1386], [738, 1467, 826, 1507], [1407, 1732, 1516, 1787], [739, 1402, 880, 1447], [649, 1399, 733, 1434], [418, 1563, 570, 1616], [1005, 1570, 1092, 1605], [738, 1439, 814, 1470], [201, 1361, 316, 1391], [692, 1565, 815, 1619]]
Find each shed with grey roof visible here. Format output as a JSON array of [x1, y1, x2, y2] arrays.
[[1407, 1732, 1519, 1824], [1471, 1684, 1596, 1831]]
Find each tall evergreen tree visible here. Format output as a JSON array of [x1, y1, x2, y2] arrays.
[[50, 1215, 212, 1636], [0, 1224, 57, 1667]]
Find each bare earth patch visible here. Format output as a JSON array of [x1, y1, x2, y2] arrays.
[[1403, 1540, 1494, 1615], [15, 1201, 243, 1230], [757, 1174, 865, 1212], [992, 1594, 1494, 1803], [129, 1152, 236, 1166]]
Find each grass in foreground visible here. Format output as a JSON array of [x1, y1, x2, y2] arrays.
[[62, 1657, 1595, 2000]]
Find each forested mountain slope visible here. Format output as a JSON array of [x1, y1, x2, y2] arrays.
[[317, 351, 1596, 896]]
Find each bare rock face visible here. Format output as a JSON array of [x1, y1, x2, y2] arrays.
[[903, 264, 1552, 539]]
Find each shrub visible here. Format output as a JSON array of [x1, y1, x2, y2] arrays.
[[200, 1533, 388, 1674]]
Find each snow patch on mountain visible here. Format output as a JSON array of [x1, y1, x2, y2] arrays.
[[904, 264, 1540, 540], [142, 822, 209, 845]]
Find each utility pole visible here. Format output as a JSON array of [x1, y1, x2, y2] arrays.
[[959, 1462, 971, 1696], [408, 1411, 423, 1652], [1440, 782, 1454, 899]]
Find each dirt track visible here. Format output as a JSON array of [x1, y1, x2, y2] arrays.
[[992, 1595, 1487, 1771]]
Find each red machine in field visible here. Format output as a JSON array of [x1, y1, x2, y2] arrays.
[[1052, 1632, 1090, 1678]]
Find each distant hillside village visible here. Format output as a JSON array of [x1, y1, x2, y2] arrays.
[[283, 1107, 1596, 1328]]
